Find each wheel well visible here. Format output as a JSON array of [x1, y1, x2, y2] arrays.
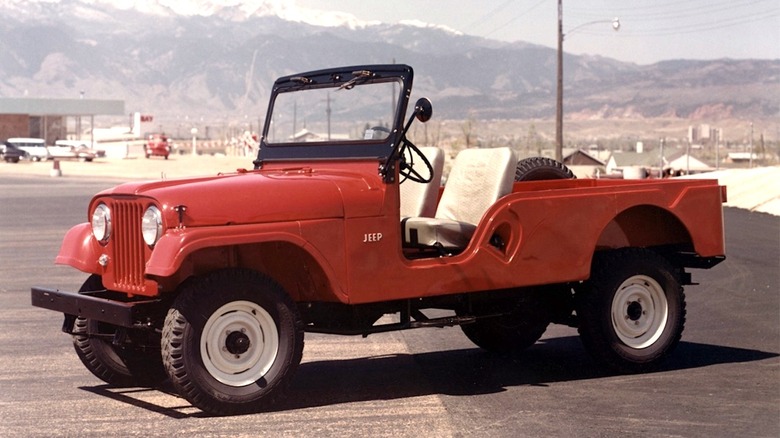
[[596, 205, 693, 251], [172, 241, 338, 303]]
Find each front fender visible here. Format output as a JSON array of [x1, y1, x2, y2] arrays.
[[55, 223, 102, 275], [145, 223, 348, 301]]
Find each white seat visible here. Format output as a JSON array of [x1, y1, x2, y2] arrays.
[[399, 147, 445, 218], [403, 147, 517, 252]]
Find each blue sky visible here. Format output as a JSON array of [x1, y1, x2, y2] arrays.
[[297, 0, 779, 65]]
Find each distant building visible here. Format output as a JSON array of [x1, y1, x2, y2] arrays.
[[0, 97, 124, 144], [726, 152, 759, 163], [688, 124, 723, 146], [606, 152, 664, 178], [562, 148, 607, 179], [563, 148, 606, 166], [666, 151, 714, 176]]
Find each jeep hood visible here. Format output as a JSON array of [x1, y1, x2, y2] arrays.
[[94, 168, 386, 226]]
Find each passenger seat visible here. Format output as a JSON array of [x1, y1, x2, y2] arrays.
[[402, 147, 517, 253]]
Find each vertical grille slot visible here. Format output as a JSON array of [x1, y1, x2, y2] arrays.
[[110, 199, 146, 293]]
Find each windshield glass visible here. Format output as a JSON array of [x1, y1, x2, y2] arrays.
[[266, 80, 400, 145]]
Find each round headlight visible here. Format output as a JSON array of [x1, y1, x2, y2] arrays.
[[91, 203, 111, 244], [141, 205, 163, 247]]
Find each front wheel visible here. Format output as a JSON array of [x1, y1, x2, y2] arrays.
[[161, 269, 304, 415], [576, 248, 685, 373], [72, 275, 167, 387]]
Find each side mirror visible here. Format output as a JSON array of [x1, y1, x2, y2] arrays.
[[414, 97, 433, 123]]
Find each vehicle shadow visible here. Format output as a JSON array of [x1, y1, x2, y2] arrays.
[[274, 337, 778, 411], [78, 336, 778, 417]]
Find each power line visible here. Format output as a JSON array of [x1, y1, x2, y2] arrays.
[[564, 0, 778, 38], [466, 0, 516, 31], [482, 0, 547, 39], [610, 10, 780, 37], [569, 0, 776, 23]]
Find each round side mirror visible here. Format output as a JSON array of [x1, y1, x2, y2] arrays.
[[414, 97, 433, 123]]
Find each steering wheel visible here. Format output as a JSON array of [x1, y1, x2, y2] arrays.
[[367, 126, 391, 140], [398, 139, 433, 184]]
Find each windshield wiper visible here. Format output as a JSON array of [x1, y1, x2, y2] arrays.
[[289, 76, 312, 84], [338, 70, 375, 90]]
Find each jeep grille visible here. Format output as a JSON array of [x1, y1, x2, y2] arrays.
[[108, 199, 147, 294]]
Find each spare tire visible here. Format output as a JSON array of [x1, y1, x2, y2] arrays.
[[515, 157, 575, 181]]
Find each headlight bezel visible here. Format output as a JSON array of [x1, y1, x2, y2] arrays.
[[141, 205, 163, 247], [91, 203, 112, 245]]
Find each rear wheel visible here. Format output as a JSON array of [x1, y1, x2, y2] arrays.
[[459, 157, 575, 353], [459, 286, 570, 354], [461, 310, 549, 354], [72, 275, 167, 387], [161, 269, 304, 415], [577, 248, 685, 373]]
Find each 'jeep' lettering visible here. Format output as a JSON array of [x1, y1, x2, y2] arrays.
[[363, 233, 383, 243]]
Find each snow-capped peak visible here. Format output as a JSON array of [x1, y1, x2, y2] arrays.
[[398, 19, 463, 36], [0, 0, 377, 28]]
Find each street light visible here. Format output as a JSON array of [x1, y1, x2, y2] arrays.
[[555, 0, 620, 162]]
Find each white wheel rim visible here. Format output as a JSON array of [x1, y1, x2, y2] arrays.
[[200, 300, 279, 386], [610, 275, 668, 349]]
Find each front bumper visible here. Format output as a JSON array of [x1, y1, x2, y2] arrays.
[[31, 286, 165, 329]]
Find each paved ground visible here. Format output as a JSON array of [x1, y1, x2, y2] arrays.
[[0, 174, 777, 437], [1, 151, 778, 435]]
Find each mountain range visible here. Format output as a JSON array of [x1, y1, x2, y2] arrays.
[[1, 0, 778, 130]]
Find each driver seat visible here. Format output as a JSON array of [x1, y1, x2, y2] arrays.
[[400, 146, 445, 218], [402, 147, 517, 253]]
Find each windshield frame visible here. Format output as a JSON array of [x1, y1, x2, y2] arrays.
[[256, 64, 414, 165]]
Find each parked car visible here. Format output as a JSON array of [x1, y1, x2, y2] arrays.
[[51, 140, 104, 162], [6, 137, 49, 161], [1, 141, 30, 163], [144, 133, 170, 159]]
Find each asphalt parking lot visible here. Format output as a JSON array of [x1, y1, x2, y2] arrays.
[[0, 174, 778, 437]]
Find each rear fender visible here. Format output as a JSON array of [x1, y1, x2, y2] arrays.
[[596, 205, 692, 251]]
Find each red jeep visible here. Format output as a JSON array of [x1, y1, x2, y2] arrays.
[[144, 133, 170, 159], [32, 64, 726, 415]]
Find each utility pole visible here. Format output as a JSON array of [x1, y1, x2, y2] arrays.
[[659, 137, 665, 178], [749, 122, 754, 168], [555, 2, 619, 163], [555, 0, 564, 162]]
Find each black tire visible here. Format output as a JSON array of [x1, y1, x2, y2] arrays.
[[515, 157, 575, 181], [161, 269, 304, 415], [459, 289, 560, 354], [72, 275, 167, 387], [461, 313, 548, 354], [576, 248, 685, 373]]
